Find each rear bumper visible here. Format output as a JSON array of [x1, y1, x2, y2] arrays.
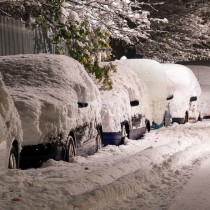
[[102, 127, 147, 146], [102, 132, 122, 146], [172, 117, 185, 124], [129, 127, 146, 140]]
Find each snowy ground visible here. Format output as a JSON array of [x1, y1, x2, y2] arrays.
[[1, 121, 210, 210]]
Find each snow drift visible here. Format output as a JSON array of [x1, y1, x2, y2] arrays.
[[0, 54, 101, 146]]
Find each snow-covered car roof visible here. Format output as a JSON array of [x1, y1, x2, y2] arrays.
[[99, 61, 152, 132], [113, 59, 172, 124], [0, 54, 101, 146], [161, 63, 201, 118]]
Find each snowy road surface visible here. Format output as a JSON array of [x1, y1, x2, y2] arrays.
[[1, 121, 210, 210]]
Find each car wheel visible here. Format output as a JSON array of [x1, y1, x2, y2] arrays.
[[8, 146, 18, 169], [65, 136, 76, 162], [96, 132, 103, 152]]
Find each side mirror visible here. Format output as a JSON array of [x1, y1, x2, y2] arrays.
[[190, 96, 197, 102], [167, 95, 173, 100], [78, 102, 88, 108], [130, 100, 139, 107]]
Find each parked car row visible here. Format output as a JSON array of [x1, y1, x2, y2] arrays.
[[0, 54, 203, 169]]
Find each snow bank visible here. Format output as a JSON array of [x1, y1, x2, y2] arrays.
[[99, 61, 152, 132], [187, 65, 210, 118], [0, 122, 210, 209], [162, 64, 201, 118], [0, 74, 22, 167], [114, 59, 172, 124], [0, 54, 101, 146]]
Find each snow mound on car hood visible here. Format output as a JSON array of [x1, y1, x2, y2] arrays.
[[0, 54, 101, 146], [0, 74, 23, 150], [99, 61, 152, 132], [114, 59, 171, 125]]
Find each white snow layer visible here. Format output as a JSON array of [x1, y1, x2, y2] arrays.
[[162, 64, 201, 118], [99, 61, 152, 132], [0, 54, 101, 146], [0, 74, 23, 167], [0, 122, 210, 209], [187, 65, 210, 118], [113, 59, 172, 124]]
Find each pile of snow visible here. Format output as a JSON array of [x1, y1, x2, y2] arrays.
[[99, 61, 152, 132], [187, 65, 210, 118], [0, 54, 101, 146], [162, 64, 201, 118], [0, 74, 22, 167], [0, 122, 210, 209], [113, 59, 172, 125]]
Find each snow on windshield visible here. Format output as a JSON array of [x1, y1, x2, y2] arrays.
[[99, 61, 152, 132], [0, 54, 101, 146], [162, 64, 201, 118], [114, 59, 171, 125]]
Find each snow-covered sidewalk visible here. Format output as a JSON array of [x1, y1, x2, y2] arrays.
[[0, 122, 210, 210]]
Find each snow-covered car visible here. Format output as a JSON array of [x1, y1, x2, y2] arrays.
[[99, 61, 152, 145], [113, 58, 174, 128], [184, 64, 210, 120], [161, 63, 201, 124], [0, 54, 103, 167], [0, 74, 22, 169]]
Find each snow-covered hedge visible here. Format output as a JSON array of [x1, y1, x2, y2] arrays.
[[0, 54, 101, 146], [113, 59, 172, 125], [0, 74, 22, 167], [161, 64, 201, 119], [99, 61, 152, 132]]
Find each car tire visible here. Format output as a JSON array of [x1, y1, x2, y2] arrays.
[[64, 136, 76, 162], [8, 146, 18, 169], [96, 131, 103, 152]]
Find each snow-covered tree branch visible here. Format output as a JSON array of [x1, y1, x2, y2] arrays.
[[0, 0, 168, 88]]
